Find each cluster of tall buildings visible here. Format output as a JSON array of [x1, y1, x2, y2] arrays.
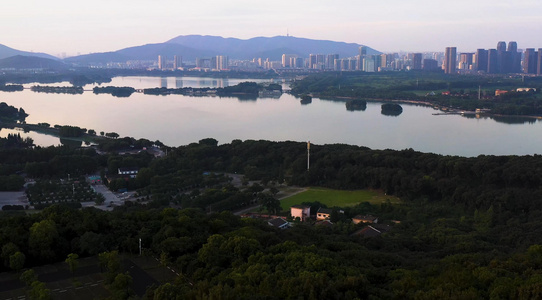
[[157, 55, 182, 70], [278, 47, 438, 72], [153, 41, 542, 75], [445, 42, 542, 75], [195, 55, 229, 70]]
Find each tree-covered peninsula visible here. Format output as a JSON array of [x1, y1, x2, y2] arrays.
[[290, 71, 542, 116]]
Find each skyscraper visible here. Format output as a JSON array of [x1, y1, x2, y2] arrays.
[[173, 55, 181, 70], [507, 41, 517, 53], [412, 53, 422, 70], [524, 48, 538, 74], [326, 54, 339, 70], [508, 42, 521, 73], [444, 47, 456, 74], [487, 49, 498, 73], [497, 41, 507, 52], [158, 55, 167, 70], [282, 54, 297, 68], [475, 49, 488, 72], [538, 49, 542, 75]]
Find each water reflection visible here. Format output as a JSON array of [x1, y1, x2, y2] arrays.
[[175, 79, 183, 88], [462, 114, 538, 125], [60, 138, 83, 149]]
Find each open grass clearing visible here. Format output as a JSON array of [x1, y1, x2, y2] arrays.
[[280, 187, 400, 210]]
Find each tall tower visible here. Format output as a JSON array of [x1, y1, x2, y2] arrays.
[[173, 55, 181, 70], [307, 141, 310, 171], [444, 47, 457, 74], [412, 53, 422, 70], [524, 48, 538, 74], [158, 55, 167, 70], [475, 49, 488, 72], [496, 41, 507, 52], [487, 49, 498, 73]]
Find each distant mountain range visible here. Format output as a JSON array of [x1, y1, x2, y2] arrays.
[[0, 35, 380, 67], [0, 55, 68, 70], [65, 35, 380, 65], [0, 44, 58, 61]]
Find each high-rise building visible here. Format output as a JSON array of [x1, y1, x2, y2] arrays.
[[308, 54, 317, 69], [359, 46, 367, 57], [487, 49, 498, 73], [497, 41, 507, 52], [459, 53, 474, 70], [508, 41, 517, 53], [412, 53, 422, 70], [524, 48, 538, 74], [538, 49, 542, 75], [326, 54, 339, 70], [282, 54, 298, 68], [508, 42, 521, 73], [216, 55, 229, 70], [173, 55, 181, 70], [444, 47, 456, 74], [475, 49, 488, 72], [422, 59, 438, 71], [158, 55, 167, 70]]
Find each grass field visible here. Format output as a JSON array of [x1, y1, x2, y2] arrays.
[[280, 187, 400, 210]]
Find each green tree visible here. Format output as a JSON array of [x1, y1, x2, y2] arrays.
[[110, 272, 134, 300], [259, 193, 281, 215], [20, 269, 38, 286], [9, 251, 25, 272], [29, 220, 59, 261], [29, 281, 51, 300], [65, 253, 79, 275], [1, 242, 19, 268]]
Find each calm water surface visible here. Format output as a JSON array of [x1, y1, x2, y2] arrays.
[[1, 76, 541, 157]]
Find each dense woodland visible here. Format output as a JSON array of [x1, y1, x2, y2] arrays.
[[0, 132, 542, 298], [290, 72, 542, 116]]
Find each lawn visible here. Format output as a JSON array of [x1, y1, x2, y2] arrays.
[[280, 187, 400, 210]]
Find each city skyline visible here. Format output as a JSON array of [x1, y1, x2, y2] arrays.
[[2, 0, 542, 57]]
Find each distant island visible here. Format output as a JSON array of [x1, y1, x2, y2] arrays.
[[381, 103, 403, 116], [346, 99, 367, 111]]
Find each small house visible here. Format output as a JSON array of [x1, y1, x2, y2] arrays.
[[268, 218, 289, 230], [352, 215, 379, 224], [118, 167, 139, 179], [316, 208, 332, 220], [290, 205, 311, 221]]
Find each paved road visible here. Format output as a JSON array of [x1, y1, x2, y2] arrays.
[[88, 184, 124, 211]]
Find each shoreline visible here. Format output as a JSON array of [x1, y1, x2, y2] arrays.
[[315, 95, 542, 120]]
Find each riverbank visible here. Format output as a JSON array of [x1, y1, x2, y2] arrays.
[[0, 122, 109, 144]]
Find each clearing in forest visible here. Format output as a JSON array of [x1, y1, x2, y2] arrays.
[[280, 187, 400, 210]]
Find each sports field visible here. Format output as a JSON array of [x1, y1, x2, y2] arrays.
[[280, 187, 400, 210]]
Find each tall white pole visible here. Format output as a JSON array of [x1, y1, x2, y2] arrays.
[[139, 238, 142, 256], [307, 141, 310, 171]]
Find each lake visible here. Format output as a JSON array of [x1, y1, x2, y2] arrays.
[[1, 76, 541, 157]]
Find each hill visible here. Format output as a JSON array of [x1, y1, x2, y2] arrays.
[[0, 55, 68, 70], [0, 44, 58, 60], [64, 35, 380, 64], [167, 35, 380, 60]]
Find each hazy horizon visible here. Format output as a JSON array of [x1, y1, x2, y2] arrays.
[[3, 0, 541, 57]]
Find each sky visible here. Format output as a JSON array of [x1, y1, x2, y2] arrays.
[[2, 0, 541, 57]]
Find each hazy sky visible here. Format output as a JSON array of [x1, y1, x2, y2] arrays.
[[3, 0, 541, 57]]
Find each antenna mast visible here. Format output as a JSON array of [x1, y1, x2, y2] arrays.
[[307, 141, 310, 171]]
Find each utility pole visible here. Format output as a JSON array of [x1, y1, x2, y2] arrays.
[[307, 141, 310, 171]]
